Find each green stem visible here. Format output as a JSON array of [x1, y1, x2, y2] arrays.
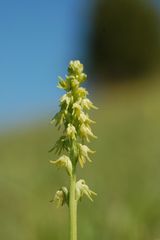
[[69, 170, 77, 240]]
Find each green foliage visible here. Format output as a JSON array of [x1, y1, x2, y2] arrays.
[[92, 0, 160, 78]]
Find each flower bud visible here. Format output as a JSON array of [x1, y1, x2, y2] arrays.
[[51, 187, 69, 208], [76, 179, 97, 201], [78, 73, 87, 84], [68, 60, 83, 75], [66, 75, 80, 89], [50, 155, 72, 176], [57, 77, 69, 91]]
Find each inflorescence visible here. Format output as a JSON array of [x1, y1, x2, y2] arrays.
[[50, 60, 97, 207]]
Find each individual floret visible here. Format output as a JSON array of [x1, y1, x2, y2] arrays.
[[79, 123, 97, 142], [51, 187, 69, 207], [78, 144, 95, 168], [76, 179, 97, 201], [81, 98, 98, 110], [66, 123, 77, 140], [50, 155, 72, 176]]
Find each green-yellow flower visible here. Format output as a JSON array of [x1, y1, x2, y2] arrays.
[[60, 93, 73, 109], [52, 187, 69, 208], [50, 155, 72, 176], [79, 123, 97, 142], [72, 101, 82, 117], [78, 144, 95, 168], [81, 98, 98, 110], [68, 60, 84, 75], [66, 123, 77, 140], [79, 112, 96, 125], [76, 179, 97, 201], [75, 87, 88, 98]]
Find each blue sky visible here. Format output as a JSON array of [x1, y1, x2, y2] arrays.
[[0, 0, 94, 130], [0, 0, 159, 131]]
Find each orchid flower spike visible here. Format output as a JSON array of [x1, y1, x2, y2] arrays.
[[49, 60, 98, 240]]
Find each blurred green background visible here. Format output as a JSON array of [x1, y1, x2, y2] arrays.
[[1, 0, 160, 240]]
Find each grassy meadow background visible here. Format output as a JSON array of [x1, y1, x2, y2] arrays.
[[1, 1, 160, 239], [1, 77, 160, 240]]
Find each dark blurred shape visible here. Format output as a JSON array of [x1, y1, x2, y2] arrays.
[[91, 0, 160, 80]]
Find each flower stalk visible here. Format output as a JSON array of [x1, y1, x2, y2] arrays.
[[49, 60, 97, 240], [69, 169, 77, 240]]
